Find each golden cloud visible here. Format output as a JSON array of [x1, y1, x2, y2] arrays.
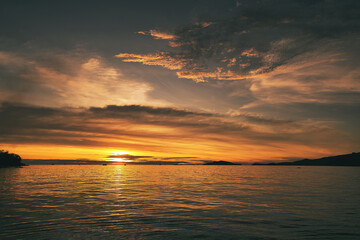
[[115, 52, 187, 70], [138, 30, 176, 40]]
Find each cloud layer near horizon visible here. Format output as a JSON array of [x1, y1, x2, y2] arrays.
[[0, 102, 355, 162]]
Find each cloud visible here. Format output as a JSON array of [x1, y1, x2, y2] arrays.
[[116, 0, 360, 83], [22, 158, 192, 165], [0, 50, 166, 108], [107, 154, 151, 160], [23, 159, 112, 165], [176, 68, 264, 82], [113, 0, 360, 113], [138, 30, 176, 40], [0, 102, 356, 162], [89, 104, 212, 117], [244, 42, 360, 105], [115, 52, 187, 70], [106, 153, 197, 164]]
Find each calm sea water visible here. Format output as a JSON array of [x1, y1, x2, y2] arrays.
[[0, 165, 359, 240]]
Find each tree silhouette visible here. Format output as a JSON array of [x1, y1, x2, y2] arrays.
[[0, 150, 25, 167]]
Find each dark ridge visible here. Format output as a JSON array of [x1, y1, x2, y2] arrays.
[[0, 150, 26, 168], [204, 160, 240, 165], [253, 152, 360, 166]]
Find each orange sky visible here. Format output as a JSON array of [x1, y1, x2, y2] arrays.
[[1, 102, 355, 164]]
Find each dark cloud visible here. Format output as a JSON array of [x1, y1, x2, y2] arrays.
[[107, 154, 152, 160], [117, 0, 360, 82], [235, 113, 294, 125], [22, 158, 191, 165], [88, 104, 251, 133], [22, 154, 199, 165], [90, 104, 212, 117], [22, 159, 111, 165], [0, 102, 246, 146], [105, 154, 197, 164], [128, 160, 188, 165]]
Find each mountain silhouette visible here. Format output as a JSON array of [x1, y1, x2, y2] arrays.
[[0, 150, 26, 168], [253, 152, 360, 166]]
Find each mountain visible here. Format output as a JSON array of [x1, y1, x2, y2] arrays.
[[253, 152, 360, 166]]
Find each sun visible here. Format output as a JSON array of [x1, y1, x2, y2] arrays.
[[108, 151, 131, 162]]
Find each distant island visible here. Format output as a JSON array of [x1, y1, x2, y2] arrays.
[[253, 152, 360, 166], [204, 160, 240, 165], [0, 150, 26, 168]]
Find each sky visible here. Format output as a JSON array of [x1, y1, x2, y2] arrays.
[[0, 0, 359, 164]]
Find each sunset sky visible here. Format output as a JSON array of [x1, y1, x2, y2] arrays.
[[0, 0, 359, 164]]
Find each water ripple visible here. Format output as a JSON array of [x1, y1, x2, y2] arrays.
[[1, 165, 360, 239]]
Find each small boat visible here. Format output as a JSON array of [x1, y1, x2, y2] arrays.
[[102, 164, 107, 166]]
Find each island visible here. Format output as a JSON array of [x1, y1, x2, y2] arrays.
[[204, 160, 240, 165], [0, 150, 26, 168], [253, 152, 360, 166]]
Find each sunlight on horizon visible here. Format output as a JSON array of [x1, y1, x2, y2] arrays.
[[108, 151, 131, 162]]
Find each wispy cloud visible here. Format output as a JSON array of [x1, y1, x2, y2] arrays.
[[138, 30, 176, 40], [115, 52, 186, 70], [176, 69, 264, 82], [0, 50, 167, 108]]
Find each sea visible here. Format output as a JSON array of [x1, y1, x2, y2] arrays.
[[0, 165, 359, 240]]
